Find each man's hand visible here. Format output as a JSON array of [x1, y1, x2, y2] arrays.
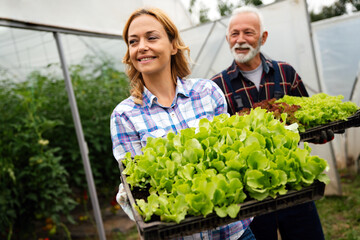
[[308, 129, 335, 144]]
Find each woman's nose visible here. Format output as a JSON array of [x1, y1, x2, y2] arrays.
[[138, 39, 148, 52]]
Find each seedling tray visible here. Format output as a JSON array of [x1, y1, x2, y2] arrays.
[[300, 110, 360, 142], [119, 162, 325, 240]]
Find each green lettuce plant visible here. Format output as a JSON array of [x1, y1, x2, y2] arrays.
[[123, 108, 330, 223], [276, 93, 359, 131]]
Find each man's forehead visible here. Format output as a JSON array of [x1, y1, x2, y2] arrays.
[[229, 13, 260, 30]]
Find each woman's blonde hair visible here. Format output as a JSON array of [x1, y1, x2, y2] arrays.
[[122, 8, 191, 105]]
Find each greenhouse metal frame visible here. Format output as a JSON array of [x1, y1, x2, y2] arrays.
[[0, 18, 125, 240], [1, 0, 360, 239]]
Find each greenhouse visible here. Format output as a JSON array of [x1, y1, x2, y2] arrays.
[[1, 0, 359, 239]]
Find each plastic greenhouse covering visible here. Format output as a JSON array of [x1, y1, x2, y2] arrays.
[[311, 12, 360, 174], [0, 1, 192, 239], [0, 0, 192, 35], [1, 0, 360, 238]]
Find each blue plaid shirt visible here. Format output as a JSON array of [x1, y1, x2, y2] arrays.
[[111, 77, 252, 240]]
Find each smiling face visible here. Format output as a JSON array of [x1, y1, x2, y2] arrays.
[[227, 12, 267, 65], [127, 14, 177, 80]]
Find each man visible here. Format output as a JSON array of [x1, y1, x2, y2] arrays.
[[211, 6, 332, 240]]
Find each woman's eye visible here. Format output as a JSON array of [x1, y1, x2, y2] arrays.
[[129, 39, 137, 45], [148, 36, 158, 41]]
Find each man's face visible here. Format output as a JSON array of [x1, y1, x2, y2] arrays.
[[230, 38, 262, 63], [227, 12, 264, 63]]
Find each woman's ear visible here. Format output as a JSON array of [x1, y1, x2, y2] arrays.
[[171, 41, 178, 55]]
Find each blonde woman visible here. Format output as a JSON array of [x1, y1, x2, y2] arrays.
[[110, 8, 255, 240]]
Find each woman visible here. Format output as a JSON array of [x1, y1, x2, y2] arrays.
[[110, 8, 255, 240]]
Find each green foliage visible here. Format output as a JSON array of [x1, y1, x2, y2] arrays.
[[123, 108, 329, 223], [39, 56, 129, 189], [189, 0, 263, 24], [188, 0, 197, 14], [189, 0, 211, 23], [190, 0, 359, 23], [276, 93, 359, 131], [0, 55, 130, 238], [310, 0, 360, 22], [316, 172, 360, 239], [243, 0, 263, 6], [217, 0, 237, 17], [199, 6, 211, 23], [0, 77, 77, 238]]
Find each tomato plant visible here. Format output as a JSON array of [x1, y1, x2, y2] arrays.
[[0, 55, 130, 238]]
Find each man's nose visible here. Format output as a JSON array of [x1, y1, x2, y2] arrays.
[[236, 33, 246, 44]]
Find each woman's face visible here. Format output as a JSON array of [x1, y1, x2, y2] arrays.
[[127, 14, 177, 79]]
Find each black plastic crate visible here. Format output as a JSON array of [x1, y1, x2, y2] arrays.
[[300, 110, 360, 142], [119, 162, 325, 240]]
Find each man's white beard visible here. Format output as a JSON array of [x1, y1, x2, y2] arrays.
[[231, 41, 261, 64]]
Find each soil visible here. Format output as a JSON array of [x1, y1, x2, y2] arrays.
[[65, 206, 137, 239]]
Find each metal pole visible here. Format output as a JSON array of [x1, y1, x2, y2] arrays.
[[303, 0, 341, 195], [304, 0, 322, 93], [53, 32, 106, 240]]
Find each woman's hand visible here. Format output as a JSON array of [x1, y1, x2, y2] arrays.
[[116, 183, 135, 221]]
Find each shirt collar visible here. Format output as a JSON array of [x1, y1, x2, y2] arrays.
[[176, 77, 189, 98], [142, 77, 189, 108], [261, 53, 271, 74]]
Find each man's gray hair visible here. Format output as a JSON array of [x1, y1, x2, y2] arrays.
[[226, 5, 265, 36]]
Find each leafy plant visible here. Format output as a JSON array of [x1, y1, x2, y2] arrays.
[[0, 55, 130, 238], [0, 76, 77, 238], [276, 93, 359, 131], [310, 0, 360, 22], [238, 98, 301, 126], [122, 108, 329, 223], [316, 172, 360, 239], [38, 56, 129, 190]]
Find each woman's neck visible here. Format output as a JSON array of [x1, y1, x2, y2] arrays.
[[143, 72, 176, 107]]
